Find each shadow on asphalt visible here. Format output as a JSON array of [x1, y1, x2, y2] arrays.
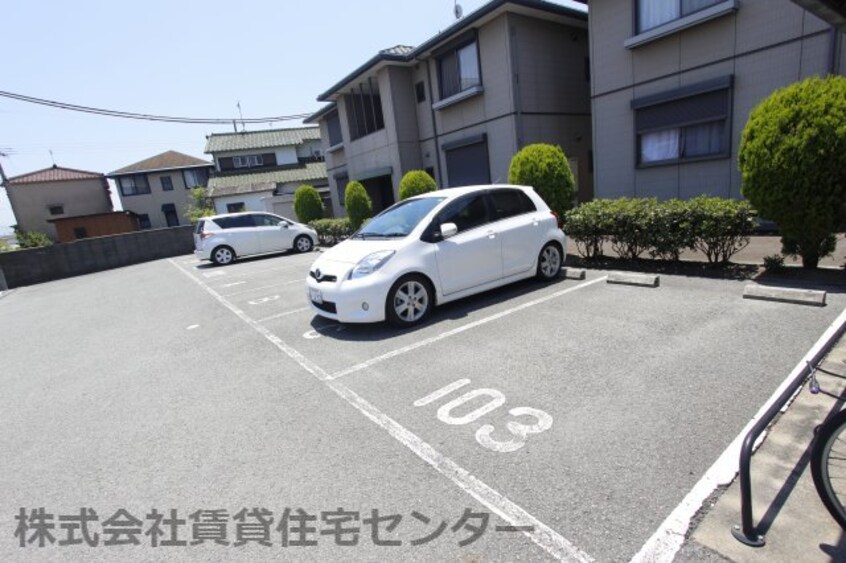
[[307, 275, 571, 343], [192, 249, 316, 270]]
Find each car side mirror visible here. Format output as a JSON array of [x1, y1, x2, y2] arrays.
[[281, 222, 290, 229], [440, 222, 458, 239]]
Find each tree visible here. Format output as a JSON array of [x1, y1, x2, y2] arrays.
[[739, 75, 846, 268], [345, 181, 373, 230], [399, 170, 437, 200], [185, 187, 215, 223], [293, 184, 324, 223], [14, 228, 52, 248], [507, 143, 576, 218]]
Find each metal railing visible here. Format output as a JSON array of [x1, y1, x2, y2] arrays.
[[732, 307, 846, 546]]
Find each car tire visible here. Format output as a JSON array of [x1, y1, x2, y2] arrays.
[[211, 245, 236, 266], [536, 242, 562, 281], [294, 235, 314, 253], [385, 274, 434, 327]]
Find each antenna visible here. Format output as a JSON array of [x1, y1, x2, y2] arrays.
[[454, 0, 463, 19], [49, 149, 56, 166], [236, 101, 245, 132]]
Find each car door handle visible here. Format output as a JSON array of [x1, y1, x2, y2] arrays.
[[487, 230, 496, 239]]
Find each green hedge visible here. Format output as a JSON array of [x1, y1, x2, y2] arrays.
[[308, 218, 353, 246], [293, 185, 324, 224], [562, 197, 755, 264]]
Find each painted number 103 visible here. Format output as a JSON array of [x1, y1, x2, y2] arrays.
[[413, 379, 553, 453]]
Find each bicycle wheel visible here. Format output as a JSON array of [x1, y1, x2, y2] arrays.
[[811, 409, 846, 529]]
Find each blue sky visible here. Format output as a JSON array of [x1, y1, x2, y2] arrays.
[[0, 0, 585, 235]]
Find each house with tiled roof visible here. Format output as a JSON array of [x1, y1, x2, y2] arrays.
[[304, 0, 591, 216], [108, 151, 213, 229], [4, 165, 113, 241], [203, 127, 329, 218]]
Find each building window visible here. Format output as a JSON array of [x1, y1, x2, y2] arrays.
[[118, 174, 151, 196], [444, 135, 490, 187], [138, 214, 151, 229], [416, 81, 426, 103], [334, 173, 349, 206], [73, 227, 88, 239], [633, 77, 732, 167], [227, 202, 246, 213], [160, 176, 174, 191], [48, 205, 64, 215], [636, 0, 723, 32], [183, 168, 209, 189], [326, 111, 343, 146], [162, 203, 179, 227], [438, 40, 481, 99], [345, 80, 385, 141], [233, 155, 263, 168]]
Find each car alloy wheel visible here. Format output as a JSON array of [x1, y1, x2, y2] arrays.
[[295, 235, 313, 253], [387, 275, 432, 326], [537, 243, 561, 280], [212, 246, 235, 265]]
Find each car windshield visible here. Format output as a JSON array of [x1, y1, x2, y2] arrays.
[[355, 196, 446, 238]]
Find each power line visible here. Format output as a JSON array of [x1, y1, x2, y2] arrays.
[[0, 90, 313, 124]]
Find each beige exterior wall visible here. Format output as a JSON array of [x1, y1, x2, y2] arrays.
[[116, 167, 208, 229], [588, 0, 845, 200], [7, 178, 112, 240]]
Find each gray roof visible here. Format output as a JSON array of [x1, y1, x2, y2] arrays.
[[304, 103, 337, 125], [204, 127, 321, 154], [207, 162, 327, 197], [109, 151, 211, 176], [318, 0, 587, 101]]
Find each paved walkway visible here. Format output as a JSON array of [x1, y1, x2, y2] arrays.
[[677, 329, 846, 562]]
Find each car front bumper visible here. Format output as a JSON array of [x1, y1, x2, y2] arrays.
[[306, 270, 394, 324]]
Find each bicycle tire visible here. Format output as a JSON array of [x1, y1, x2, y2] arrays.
[[811, 409, 846, 529]]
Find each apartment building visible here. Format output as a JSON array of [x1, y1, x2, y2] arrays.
[[578, 0, 846, 200], [305, 0, 592, 215]]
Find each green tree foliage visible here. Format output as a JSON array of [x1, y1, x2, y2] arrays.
[[345, 181, 373, 230], [739, 76, 846, 268], [508, 143, 576, 217], [293, 184, 324, 224], [399, 170, 437, 200], [185, 187, 215, 223], [14, 229, 52, 248]]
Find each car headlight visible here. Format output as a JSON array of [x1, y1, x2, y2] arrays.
[[349, 250, 395, 280]]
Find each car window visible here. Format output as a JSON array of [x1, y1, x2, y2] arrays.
[[489, 189, 536, 220], [217, 215, 256, 229], [355, 197, 446, 238], [194, 220, 205, 234], [437, 194, 490, 233], [254, 214, 283, 227]]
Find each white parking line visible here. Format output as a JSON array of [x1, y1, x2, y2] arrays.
[[222, 279, 306, 297], [169, 258, 593, 562], [256, 307, 311, 323], [328, 276, 607, 380]]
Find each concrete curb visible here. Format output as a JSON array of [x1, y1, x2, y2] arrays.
[[607, 272, 660, 287], [562, 267, 586, 280], [743, 284, 826, 306]]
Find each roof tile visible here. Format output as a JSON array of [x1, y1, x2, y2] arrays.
[[109, 151, 211, 176], [6, 165, 104, 185], [204, 127, 321, 154], [207, 161, 327, 197]]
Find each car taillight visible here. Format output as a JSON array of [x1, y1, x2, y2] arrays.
[[551, 211, 561, 227], [201, 232, 214, 239]]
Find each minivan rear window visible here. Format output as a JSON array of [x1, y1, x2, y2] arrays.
[[216, 215, 256, 229], [194, 220, 205, 234]]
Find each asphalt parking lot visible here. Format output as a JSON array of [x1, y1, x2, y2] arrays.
[[2, 250, 845, 561]]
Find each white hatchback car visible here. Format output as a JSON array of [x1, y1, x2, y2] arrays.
[[306, 184, 566, 326], [194, 212, 318, 265]]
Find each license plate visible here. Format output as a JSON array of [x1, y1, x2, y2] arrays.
[[309, 288, 323, 304]]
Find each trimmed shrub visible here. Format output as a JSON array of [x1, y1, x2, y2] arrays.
[[645, 198, 697, 261], [688, 196, 756, 264], [508, 143, 576, 217], [562, 199, 614, 259], [739, 75, 846, 269], [607, 198, 656, 260], [15, 230, 52, 248], [345, 181, 373, 230], [763, 253, 786, 272], [399, 170, 437, 200], [308, 218, 353, 246], [293, 184, 324, 224]]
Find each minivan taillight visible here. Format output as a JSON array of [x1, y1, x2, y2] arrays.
[[201, 232, 214, 239], [551, 211, 561, 227]]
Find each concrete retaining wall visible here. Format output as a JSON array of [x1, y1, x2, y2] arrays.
[[0, 226, 194, 289]]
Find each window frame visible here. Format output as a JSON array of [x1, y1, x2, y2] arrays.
[[48, 205, 65, 216], [437, 38, 482, 101], [183, 168, 209, 189], [160, 176, 174, 191], [632, 76, 733, 169], [233, 155, 263, 169], [635, 0, 723, 33], [118, 174, 151, 196]]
